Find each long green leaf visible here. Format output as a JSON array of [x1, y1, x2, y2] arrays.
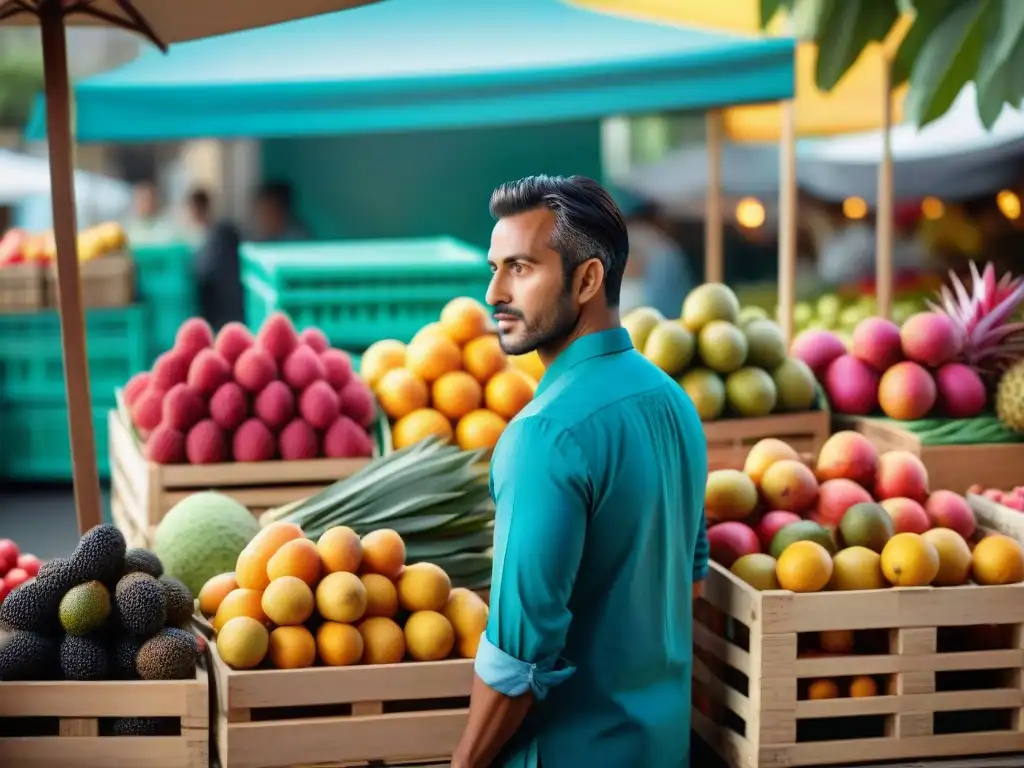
[[892, 0, 961, 86], [814, 0, 900, 91], [405, 530, 496, 560], [975, 0, 1024, 125], [431, 553, 496, 578], [906, 0, 994, 127], [759, 0, 787, 28]]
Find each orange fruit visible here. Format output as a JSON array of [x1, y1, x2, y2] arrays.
[[235, 522, 304, 591], [213, 588, 268, 632], [361, 529, 406, 579], [375, 368, 429, 420], [317, 526, 363, 574], [439, 297, 491, 345], [316, 621, 364, 666], [405, 334, 462, 383], [411, 322, 447, 345], [776, 541, 833, 593], [455, 409, 508, 451], [361, 573, 399, 618], [880, 532, 940, 586], [921, 528, 972, 586], [315, 572, 368, 623], [432, 371, 483, 420], [849, 676, 878, 697], [262, 576, 315, 626], [198, 572, 239, 617], [819, 629, 854, 654], [971, 534, 1024, 585], [217, 616, 269, 669], [360, 340, 406, 390], [268, 625, 316, 669], [266, 538, 322, 586], [358, 617, 406, 664], [484, 369, 536, 420], [807, 679, 840, 700], [463, 334, 507, 383], [508, 350, 545, 382], [392, 408, 454, 449]]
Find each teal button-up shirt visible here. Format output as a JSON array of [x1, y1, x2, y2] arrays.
[[476, 327, 709, 767]]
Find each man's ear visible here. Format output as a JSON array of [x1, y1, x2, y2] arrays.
[[575, 258, 605, 304]]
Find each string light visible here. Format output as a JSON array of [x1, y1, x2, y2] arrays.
[[735, 197, 765, 229], [997, 190, 1021, 220], [921, 197, 944, 220], [842, 197, 868, 220]]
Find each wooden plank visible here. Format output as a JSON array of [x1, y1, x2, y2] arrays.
[[705, 411, 830, 471]]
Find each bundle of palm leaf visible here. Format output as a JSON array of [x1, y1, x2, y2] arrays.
[[261, 436, 494, 589]]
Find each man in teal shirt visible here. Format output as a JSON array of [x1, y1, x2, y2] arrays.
[[452, 176, 709, 768]]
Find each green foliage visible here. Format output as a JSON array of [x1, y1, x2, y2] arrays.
[[760, 0, 1024, 130], [0, 50, 44, 129]]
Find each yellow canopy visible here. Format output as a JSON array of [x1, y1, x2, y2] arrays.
[[574, 0, 909, 141]]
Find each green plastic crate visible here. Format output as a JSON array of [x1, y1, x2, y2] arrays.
[[241, 237, 491, 351], [0, 403, 110, 481], [132, 242, 197, 363], [0, 305, 149, 402]]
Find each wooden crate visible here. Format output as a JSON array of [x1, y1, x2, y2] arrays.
[[45, 252, 135, 309], [207, 637, 472, 768], [704, 411, 830, 471], [0, 262, 44, 313], [835, 416, 1024, 494], [109, 411, 373, 546], [0, 666, 208, 768], [693, 560, 1024, 768]]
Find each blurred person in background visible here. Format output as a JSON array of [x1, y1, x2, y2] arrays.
[[194, 219, 245, 331], [625, 202, 697, 318], [249, 181, 310, 242], [183, 187, 214, 248], [123, 179, 178, 246]]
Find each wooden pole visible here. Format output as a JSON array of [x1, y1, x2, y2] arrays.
[[777, 100, 797, 345], [39, 0, 103, 535], [876, 61, 895, 319], [705, 111, 724, 283]]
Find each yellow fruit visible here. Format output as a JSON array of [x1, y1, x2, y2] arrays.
[[776, 541, 833, 592], [405, 334, 462, 383], [730, 553, 780, 590], [807, 679, 840, 700], [316, 621, 365, 666], [484, 369, 536, 420], [358, 617, 406, 664], [236, 522, 305, 591], [443, 588, 489, 658], [881, 532, 940, 587], [315, 571, 368, 623], [391, 408, 454, 449], [411, 322, 447, 345], [971, 534, 1024, 585], [819, 630, 854, 654], [440, 297, 491, 345], [849, 676, 878, 697], [831, 546, 886, 591], [463, 335, 507, 383], [317, 526, 363, 574], [217, 616, 269, 670], [404, 610, 455, 661], [361, 573, 399, 618], [198, 572, 238, 616], [432, 371, 483, 421], [361, 529, 406, 579], [375, 368, 430, 420], [262, 576, 315, 626], [213, 588, 268, 632], [455, 409, 508, 451], [266, 538, 322, 586], [361, 340, 406, 390], [268, 625, 316, 669], [921, 528, 973, 586], [508, 350, 545, 382], [397, 562, 452, 612]]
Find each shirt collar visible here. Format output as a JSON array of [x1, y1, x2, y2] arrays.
[[535, 328, 633, 398]]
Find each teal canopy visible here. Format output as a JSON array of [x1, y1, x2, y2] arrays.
[[31, 0, 795, 142]]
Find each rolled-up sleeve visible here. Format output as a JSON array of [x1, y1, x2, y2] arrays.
[[693, 507, 709, 582], [474, 416, 588, 701]]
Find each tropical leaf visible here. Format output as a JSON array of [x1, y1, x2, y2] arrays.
[[891, 0, 962, 86], [975, 0, 1024, 125], [813, 0, 900, 91]]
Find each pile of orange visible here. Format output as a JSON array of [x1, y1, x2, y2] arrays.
[[360, 297, 544, 451]]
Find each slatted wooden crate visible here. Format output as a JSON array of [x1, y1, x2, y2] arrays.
[[0, 666, 208, 768], [109, 411, 375, 546], [207, 636, 472, 768], [0, 262, 44, 313], [44, 252, 135, 309], [705, 410, 830, 471], [836, 416, 1024, 494], [693, 560, 1024, 768]]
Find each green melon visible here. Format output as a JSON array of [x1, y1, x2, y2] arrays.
[[152, 492, 260, 596]]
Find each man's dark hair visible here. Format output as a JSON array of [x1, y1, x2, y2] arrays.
[[255, 181, 293, 212], [188, 187, 211, 214], [489, 175, 629, 306]]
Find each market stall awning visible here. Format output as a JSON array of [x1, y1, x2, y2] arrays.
[[27, 0, 795, 142]]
